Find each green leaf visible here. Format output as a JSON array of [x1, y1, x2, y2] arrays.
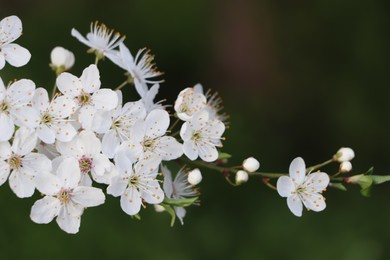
[[163, 197, 198, 207], [329, 183, 347, 191], [160, 203, 176, 227], [364, 167, 374, 175], [371, 175, 390, 185], [358, 176, 373, 197], [218, 152, 232, 159], [131, 214, 141, 220]]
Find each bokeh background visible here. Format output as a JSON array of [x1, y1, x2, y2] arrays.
[[1, 0, 390, 259]]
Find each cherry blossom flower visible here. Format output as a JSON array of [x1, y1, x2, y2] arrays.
[[0, 15, 31, 70], [31, 157, 105, 234], [56, 64, 118, 129], [107, 156, 164, 216], [142, 84, 165, 113], [50, 46, 75, 72], [162, 165, 199, 225], [31, 88, 77, 144], [276, 157, 330, 217], [118, 109, 183, 163], [71, 21, 125, 58], [56, 130, 117, 186], [174, 87, 207, 121], [92, 90, 146, 158], [108, 43, 163, 97], [180, 110, 225, 162], [0, 77, 37, 141], [0, 127, 51, 198]]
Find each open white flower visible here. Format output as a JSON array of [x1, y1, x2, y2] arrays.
[[108, 43, 163, 98], [107, 156, 164, 216], [180, 110, 225, 162], [142, 84, 165, 113], [31, 157, 105, 234], [31, 88, 77, 144], [0, 127, 51, 198], [56, 64, 118, 129], [276, 157, 330, 217], [174, 87, 207, 121], [71, 21, 125, 58], [118, 109, 183, 163], [0, 77, 37, 141], [56, 130, 117, 186], [162, 165, 199, 225], [0, 15, 31, 70], [92, 90, 146, 158]]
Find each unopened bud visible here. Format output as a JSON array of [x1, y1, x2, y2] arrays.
[[188, 168, 202, 185], [154, 204, 165, 213], [235, 170, 249, 185], [335, 147, 355, 162], [50, 46, 75, 71], [242, 157, 260, 172], [339, 161, 352, 173]]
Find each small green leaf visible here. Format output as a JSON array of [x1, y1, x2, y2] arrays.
[[358, 176, 373, 197], [329, 182, 347, 191], [163, 197, 198, 207], [131, 214, 141, 220], [218, 152, 232, 159], [371, 175, 390, 185], [160, 203, 176, 227], [364, 167, 374, 175]]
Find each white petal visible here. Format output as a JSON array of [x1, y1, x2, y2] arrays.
[[135, 156, 161, 176], [92, 110, 112, 134], [32, 88, 49, 112], [6, 79, 35, 107], [289, 157, 306, 185], [287, 194, 303, 217], [187, 110, 209, 130], [0, 76, 5, 99], [276, 176, 296, 197], [145, 109, 169, 138], [35, 172, 62, 195], [37, 124, 56, 144], [91, 153, 111, 176], [183, 141, 198, 161], [92, 88, 118, 110], [22, 152, 52, 173], [303, 172, 330, 192], [175, 207, 186, 225], [120, 186, 142, 215], [77, 130, 101, 157], [0, 161, 10, 186], [80, 64, 101, 93], [92, 162, 118, 185], [107, 175, 128, 197], [0, 113, 15, 141], [0, 141, 12, 159], [79, 174, 93, 187], [30, 196, 61, 224], [72, 186, 105, 207], [161, 165, 173, 198], [56, 72, 82, 97], [2, 43, 31, 67], [11, 106, 40, 129], [9, 170, 36, 198], [11, 127, 37, 156], [155, 136, 183, 161], [139, 179, 164, 204], [301, 192, 327, 212], [0, 16, 22, 44], [56, 204, 81, 234], [198, 142, 218, 162], [78, 105, 96, 130], [53, 121, 77, 143], [101, 130, 121, 159], [50, 95, 76, 118], [0, 55, 5, 70], [56, 157, 81, 189]]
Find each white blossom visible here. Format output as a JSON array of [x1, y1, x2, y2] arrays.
[[31, 88, 77, 144], [56, 64, 118, 129], [174, 87, 207, 121], [0, 15, 31, 70], [50, 46, 75, 71], [0, 77, 37, 141], [187, 168, 202, 185], [194, 83, 229, 123], [162, 165, 198, 225], [340, 161, 352, 173], [235, 170, 249, 184], [181, 110, 225, 162], [0, 127, 51, 198], [31, 157, 105, 234], [107, 156, 164, 216], [276, 157, 330, 217], [142, 84, 165, 113], [242, 157, 260, 172], [335, 147, 355, 162]]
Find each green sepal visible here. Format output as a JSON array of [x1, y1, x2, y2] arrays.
[[329, 182, 347, 191], [160, 203, 176, 227], [131, 214, 141, 220], [163, 197, 198, 207], [358, 175, 373, 197], [218, 152, 232, 159]]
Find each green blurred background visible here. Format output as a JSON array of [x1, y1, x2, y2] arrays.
[[1, 0, 390, 259]]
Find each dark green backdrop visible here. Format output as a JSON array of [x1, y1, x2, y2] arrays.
[[0, 0, 389, 259]]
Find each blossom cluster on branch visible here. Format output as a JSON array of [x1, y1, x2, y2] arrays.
[[0, 15, 388, 234]]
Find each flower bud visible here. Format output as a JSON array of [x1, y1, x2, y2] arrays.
[[235, 170, 249, 185], [50, 46, 75, 71], [188, 168, 202, 185], [339, 161, 352, 173], [335, 147, 355, 162], [242, 157, 260, 172], [154, 204, 165, 213]]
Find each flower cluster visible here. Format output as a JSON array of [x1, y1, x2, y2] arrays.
[[1, 15, 388, 234]]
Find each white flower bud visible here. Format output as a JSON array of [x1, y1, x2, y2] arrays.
[[242, 157, 260, 172], [235, 170, 249, 185], [154, 204, 165, 213], [339, 161, 352, 173], [335, 147, 355, 162], [50, 46, 75, 70], [188, 168, 202, 185]]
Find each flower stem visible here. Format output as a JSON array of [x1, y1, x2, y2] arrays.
[[168, 118, 180, 133], [95, 55, 100, 65], [115, 80, 128, 91], [306, 158, 335, 173], [51, 81, 57, 99]]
